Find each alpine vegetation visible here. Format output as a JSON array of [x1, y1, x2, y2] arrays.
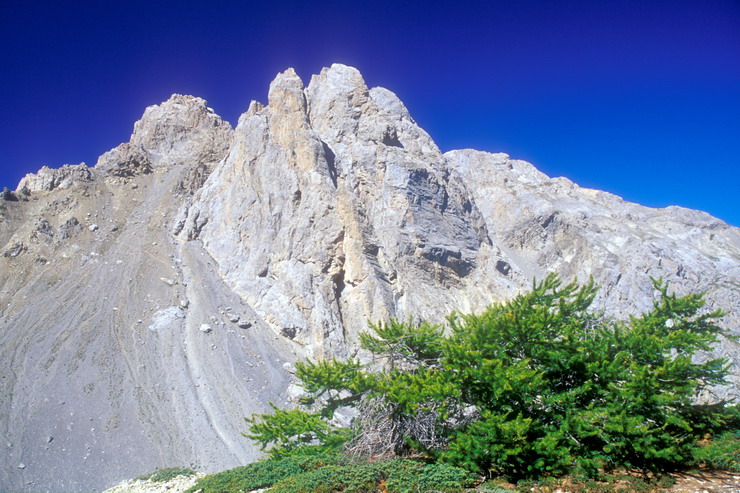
[[246, 276, 737, 481]]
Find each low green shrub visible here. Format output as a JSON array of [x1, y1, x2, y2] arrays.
[[135, 467, 196, 483], [478, 485, 513, 493], [382, 459, 476, 492], [270, 458, 475, 493], [185, 452, 341, 493], [187, 452, 474, 493], [693, 431, 740, 471], [270, 463, 381, 493]]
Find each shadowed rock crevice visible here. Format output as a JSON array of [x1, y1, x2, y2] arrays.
[[322, 141, 338, 188], [381, 126, 403, 147]]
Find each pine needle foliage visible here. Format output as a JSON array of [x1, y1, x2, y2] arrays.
[[246, 274, 736, 480], [243, 404, 349, 458], [186, 452, 475, 493]]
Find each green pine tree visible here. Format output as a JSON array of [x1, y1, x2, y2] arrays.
[[246, 275, 736, 479]]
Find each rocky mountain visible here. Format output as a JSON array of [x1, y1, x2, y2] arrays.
[[1, 64, 737, 492]]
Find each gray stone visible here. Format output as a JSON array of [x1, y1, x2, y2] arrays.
[[148, 307, 185, 332]]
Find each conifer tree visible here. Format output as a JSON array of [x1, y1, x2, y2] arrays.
[[246, 275, 735, 479]]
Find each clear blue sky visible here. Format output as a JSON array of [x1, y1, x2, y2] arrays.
[[1, 0, 738, 225]]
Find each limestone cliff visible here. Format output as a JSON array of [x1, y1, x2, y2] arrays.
[[1, 64, 737, 492]]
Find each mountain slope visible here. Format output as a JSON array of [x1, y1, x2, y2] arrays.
[[1, 64, 737, 492]]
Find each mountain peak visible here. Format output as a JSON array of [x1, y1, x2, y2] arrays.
[[315, 63, 367, 92], [95, 93, 233, 177], [1, 64, 738, 493]]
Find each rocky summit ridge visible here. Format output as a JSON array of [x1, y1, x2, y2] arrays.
[[1, 64, 738, 492]]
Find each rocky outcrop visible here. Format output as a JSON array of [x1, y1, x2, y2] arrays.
[[95, 142, 153, 177], [16, 163, 93, 194], [446, 149, 740, 323], [180, 66, 509, 358], [1, 64, 738, 492], [96, 94, 233, 178]]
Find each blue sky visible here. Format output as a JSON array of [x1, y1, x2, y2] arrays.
[[1, 0, 738, 225]]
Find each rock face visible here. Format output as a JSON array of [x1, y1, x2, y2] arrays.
[[180, 66, 506, 359], [1, 64, 738, 492]]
